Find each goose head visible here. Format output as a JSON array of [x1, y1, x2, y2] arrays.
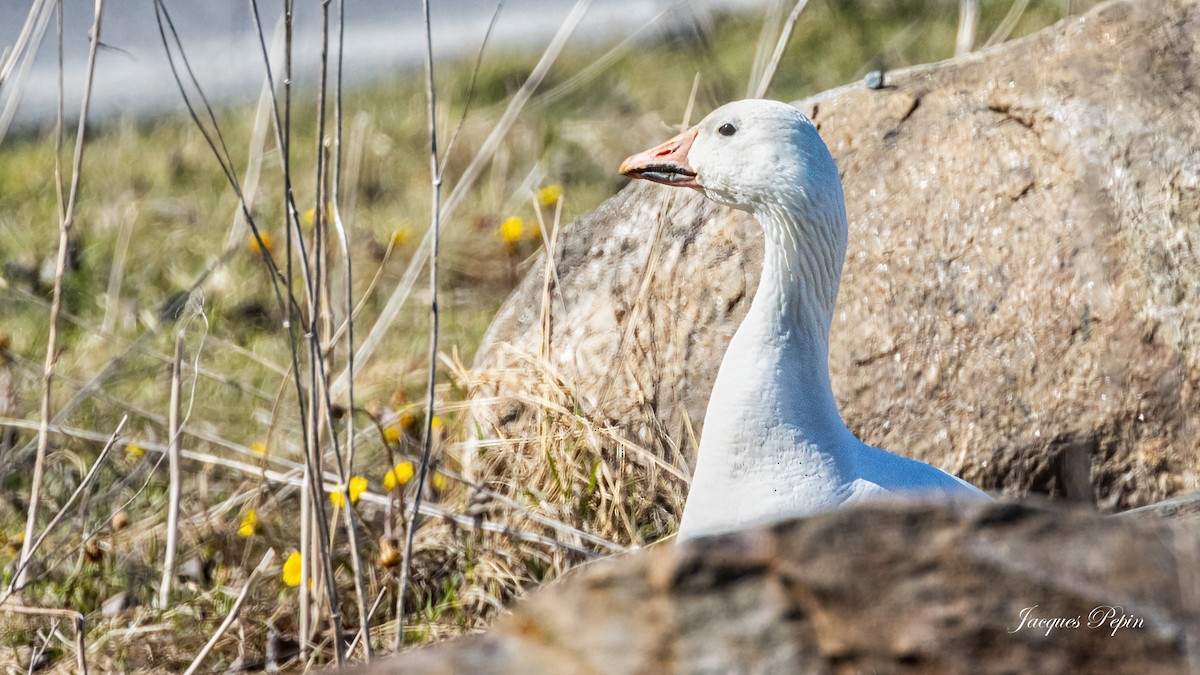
[[621, 99, 849, 327], [620, 99, 844, 222]]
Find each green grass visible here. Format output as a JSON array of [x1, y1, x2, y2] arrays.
[[0, 1, 1095, 670]]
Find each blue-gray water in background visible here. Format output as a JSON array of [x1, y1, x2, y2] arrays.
[[0, 0, 766, 129]]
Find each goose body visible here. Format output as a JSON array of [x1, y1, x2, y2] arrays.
[[620, 99, 988, 541]]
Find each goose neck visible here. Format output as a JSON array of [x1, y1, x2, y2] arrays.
[[747, 201, 845, 347]]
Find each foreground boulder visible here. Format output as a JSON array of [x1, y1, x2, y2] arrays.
[[470, 0, 1200, 524], [375, 500, 1200, 674]]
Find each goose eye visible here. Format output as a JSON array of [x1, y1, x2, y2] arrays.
[[717, 122, 737, 137]]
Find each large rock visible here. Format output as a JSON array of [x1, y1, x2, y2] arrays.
[[374, 500, 1200, 674], [469, 0, 1200, 523]]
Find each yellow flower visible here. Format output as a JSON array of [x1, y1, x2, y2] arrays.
[[282, 551, 303, 587], [348, 476, 367, 504], [391, 227, 413, 248], [248, 231, 273, 254], [384, 461, 415, 490], [238, 510, 257, 538], [250, 442, 267, 455], [125, 443, 144, 459], [301, 202, 333, 228], [431, 416, 443, 430], [431, 472, 448, 493], [383, 426, 401, 444], [499, 216, 523, 243], [329, 476, 367, 508], [399, 412, 417, 430], [538, 184, 563, 206]]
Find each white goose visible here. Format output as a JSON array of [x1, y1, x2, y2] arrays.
[[620, 99, 989, 541]]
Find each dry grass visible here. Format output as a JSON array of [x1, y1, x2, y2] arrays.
[[0, 1, 1093, 671]]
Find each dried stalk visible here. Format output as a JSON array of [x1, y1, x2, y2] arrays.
[[983, 0, 1033, 49], [956, 0, 980, 55], [17, 0, 105, 592], [396, 0, 443, 652], [753, 0, 810, 99], [159, 332, 185, 608], [328, 0, 373, 658]]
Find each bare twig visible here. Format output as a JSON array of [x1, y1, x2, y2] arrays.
[[182, 548, 276, 675], [747, 0, 784, 99], [159, 332, 185, 608], [956, 0, 980, 55], [754, 0, 810, 99], [0, 0, 54, 86], [0, 0, 55, 145], [17, 0, 106, 591], [396, 0, 443, 652], [983, 0, 1032, 49], [329, 0, 373, 658]]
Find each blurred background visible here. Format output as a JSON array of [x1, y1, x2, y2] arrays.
[[0, 0, 766, 128]]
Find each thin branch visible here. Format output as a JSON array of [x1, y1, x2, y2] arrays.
[[159, 333, 185, 608], [983, 0, 1032, 49], [397, 0, 443, 652], [439, 0, 504, 167], [17, 0, 106, 591], [753, 0, 810, 99], [0, 0, 55, 145], [329, 0, 373, 659], [956, 0, 980, 55]]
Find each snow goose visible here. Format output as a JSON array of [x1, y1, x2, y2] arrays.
[[620, 99, 989, 541]]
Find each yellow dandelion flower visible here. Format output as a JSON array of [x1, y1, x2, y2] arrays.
[[384, 461, 415, 490], [391, 227, 413, 248], [125, 443, 144, 459], [248, 231, 273, 254], [383, 426, 401, 444], [282, 551, 303, 587], [250, 442, 267, 455], [348, 476, 367, 504], [238, 510, 257, 538], [499, 216, 523, 243], [431, 472, 448, 493], [538, 184, 563, 206], [431, 416, 443, 430]]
